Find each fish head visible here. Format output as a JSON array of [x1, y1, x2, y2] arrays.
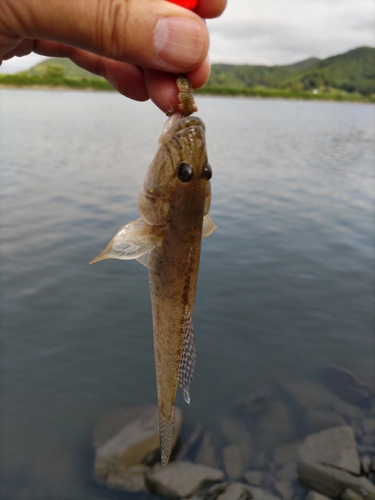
[[138, 115, 212, 226]]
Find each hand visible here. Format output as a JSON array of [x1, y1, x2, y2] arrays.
[[0, 0, 226, 111]]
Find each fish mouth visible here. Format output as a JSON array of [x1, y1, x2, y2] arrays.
[[160, 115, 205, 144]]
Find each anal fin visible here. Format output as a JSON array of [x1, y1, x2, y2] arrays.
[[178, 306, 197, 404], [159, 406, 175, 466]]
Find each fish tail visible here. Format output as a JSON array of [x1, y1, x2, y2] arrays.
[[159, 405, 175, 466]]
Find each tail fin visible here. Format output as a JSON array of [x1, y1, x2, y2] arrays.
[[159, 406, 175, 466]]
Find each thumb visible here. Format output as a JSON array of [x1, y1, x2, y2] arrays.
[[2, 0, 209, 72]]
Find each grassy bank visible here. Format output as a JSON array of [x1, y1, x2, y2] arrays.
[[1, 73, 374, 103]]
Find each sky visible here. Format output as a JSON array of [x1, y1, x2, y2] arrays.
[[1, 0, 374, 74]]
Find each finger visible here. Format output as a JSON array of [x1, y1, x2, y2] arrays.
[[2, 0, 209, 72], [144, 69, 180, 113], [144, 58, 209, 112], [195, 0, 227, 19]]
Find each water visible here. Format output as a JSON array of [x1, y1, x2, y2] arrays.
[[1, 89, 374, 499]]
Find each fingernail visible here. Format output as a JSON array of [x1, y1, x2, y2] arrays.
[[154, 17, 204, 68]]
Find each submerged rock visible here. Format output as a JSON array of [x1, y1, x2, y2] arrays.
[[222, 445, 243, 479], [275, 462, 298, 482], [305, 409, 346, 432], [216, 482, 252, 500], [245, 485, 280, 500], [195, 432, 218, 468], [255, 401, 296, 449], [243, 470, 263, 486], [220, 415, 253, 465], [93, 405, 182, 489], [279, 379, 362, 418], [341, 488, 367, 500], [146, 461, 224, 499], [274, 479, 294, 500], [305, 491, 332, 500], [298, 426, 361, 475], [273, 440, 302, 466], [298, 460, 375, 500], [321, 365, 373, 405]]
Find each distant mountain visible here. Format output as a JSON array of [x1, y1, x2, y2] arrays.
[[21, 46, 375, 97], [280, 46, 375, 95], [28, 57, 103, 79], [207, 57, 320, 88], [207, 47, 375, 96]]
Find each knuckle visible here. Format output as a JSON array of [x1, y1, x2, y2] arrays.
[[96, 0, 130, 58]]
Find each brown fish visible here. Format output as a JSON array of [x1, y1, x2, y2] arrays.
[[90, 113, 217, 464]]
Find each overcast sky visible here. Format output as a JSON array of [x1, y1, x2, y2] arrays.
[[1, 0, 374, 74]]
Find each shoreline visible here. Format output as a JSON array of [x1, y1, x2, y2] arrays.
[[1, 83, 373, 104]]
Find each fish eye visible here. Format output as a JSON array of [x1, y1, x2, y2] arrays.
[[201, 163, 212, 180], [177, 162, 194, 182]]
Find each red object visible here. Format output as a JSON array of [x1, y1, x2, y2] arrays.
[[167, 0, 198, 10]]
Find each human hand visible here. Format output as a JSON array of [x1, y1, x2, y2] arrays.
[[0, 0, 226, 112]]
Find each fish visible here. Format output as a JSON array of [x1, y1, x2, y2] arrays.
[[90, 112, 217, 465]]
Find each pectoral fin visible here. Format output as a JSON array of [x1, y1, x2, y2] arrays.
[[178, 306, 197, 404], [202, 215, 218, 238], [90, 218, 160, 264]]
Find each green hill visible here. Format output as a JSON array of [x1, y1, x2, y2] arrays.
[[207, 47, 375, 96], [27, 57, 104, 79], [0, 47, 373, 101], [280, 46, 375, 95], [207, 58, 320, 88]]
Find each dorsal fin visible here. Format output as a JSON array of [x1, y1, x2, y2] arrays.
[[178, 306, 197, 404]]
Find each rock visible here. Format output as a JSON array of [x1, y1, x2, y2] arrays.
[[341, 488, 365, 500], [223, 445, 243, 479], [243, 470, 263, 486], [220, 416, 253, 465], [93, 406, 146, 447], [305, 491, 332, 500], [298, 460, 375, 500], [255, 401, 295, 449], [254, 452, 266, 468], [298, 426, 361, 475], [273, 440, 302, 466], [245, 486, 280, 500], [371, 456, 375, 473], [206, 482, 230, 497], [305, 409, 346, 432], [105, 464, 148, 492], [195, 433, 218, 468], [262, 472, 277, 490], [217, 482, 251, 500], [146, 461, 224, 499], [362, 418, 375, 435], [275, 462, 298, 482], [94, 406, 182, 483], [242, 394, 271, 416], [361, 455, 371, 475], [322, 365, 372, 405], [280, 379, 362, 418], [274, 479, 294, 500]]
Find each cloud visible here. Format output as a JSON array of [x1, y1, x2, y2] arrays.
[[0, 54, 49, 74], [0, 0, 374, 73], [207, 0, 375, 64]]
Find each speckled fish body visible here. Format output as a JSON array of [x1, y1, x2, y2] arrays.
[[90, 114, 217, 464]]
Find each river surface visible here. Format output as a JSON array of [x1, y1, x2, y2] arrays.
[[1, 89, 374, 499]]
